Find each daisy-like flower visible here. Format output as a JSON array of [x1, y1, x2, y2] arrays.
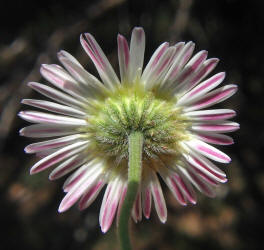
[[19, 27, 239, 233]]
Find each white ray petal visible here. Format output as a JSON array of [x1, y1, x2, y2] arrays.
[[128, 27, 145, 83], [30, 141, 88, 174], [18, 111, 87, 126], [185, 109, 236, 121], [184, 139, 231, 163], [22, 99, 86, 118], [49, 153, 88, 180], [24, 134, 82, 153], [28, 82, 84, 108], [80, 33, 120, 90], [19, 124, 79, 138], [149, 170, 167, 223], [117, 34, 130, 82]]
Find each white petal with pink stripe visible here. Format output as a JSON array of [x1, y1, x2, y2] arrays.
[[19, 27, 239, 233]]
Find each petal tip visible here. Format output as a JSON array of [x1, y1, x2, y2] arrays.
[[19, 128, 25, 136]]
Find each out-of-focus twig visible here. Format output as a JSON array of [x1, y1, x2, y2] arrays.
[[170, 0, 193, 42]]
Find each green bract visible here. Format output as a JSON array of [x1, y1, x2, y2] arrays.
[[80, 83, 190, 167]]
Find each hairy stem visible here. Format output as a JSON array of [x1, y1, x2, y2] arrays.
[[118, 131, 144, 250]]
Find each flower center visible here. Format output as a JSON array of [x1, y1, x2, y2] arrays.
[[81, 83, 190, 166]]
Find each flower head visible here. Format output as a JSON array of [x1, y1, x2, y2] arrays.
[[19, 27, 239, 233]]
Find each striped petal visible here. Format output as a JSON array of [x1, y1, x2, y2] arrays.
[[19, 124, 78, 138], [159, 168, 187, 206], [142, 47, 176, 89], [177, 165, 215, 197], [172, 172, 197, 204], [30, 141, 88, 174], [149, 170, 167, 223], [100, 178, 123, 233], [183, 84, 238, 112], [176, 58, 219, 96], [59, 163, 103, 212], [40, 64, 87, 102], [141, 42, 169, 82], [191, 122, 240, 133], [184, 139, 231, 163], [177, 72, 226, 105], [24, 134, 82, 153], [172, 50, 208, 91], [62, 161, 99, 192], [18, 111, 87, 126], [142, 184, 152, 219], [162, 41, 195, 90], [194, 132, 234, 145], [28, 82, 84, 108], [79, 179, 105, 210], [117, 34, 130, 82], [80, 33, 120, 89], [131, 192, 142, 223], [58, 51, 106, 95], [22, 99, 86, 118], [183, 153, 227, 183], [185, 109, 236, 121], [49, 153, 87, 180], [128, 27, 145, 83]]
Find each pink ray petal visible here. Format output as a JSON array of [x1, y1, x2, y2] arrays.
[[167, 175, 187, 205], [142, 185, 152, 219], [131, 192, 142, 223], [40, 64, 86, 102], [100, 179, 123, 233], [79, 180, 105, 210], [185, 109, 236, 121], [184, 84, 238, 112], [18, 111, 87, 126], [128, 27, 145, 83], [178, 166, 215, 197], [172, 173, 197, 204], [19, 124, 78, 138], [166, 42, 195, 83], [188, 150, 227, 177], [22, 99, 85, 118], [27, 82, 84, 108], [195, 132, 234, 145], [184, 154, 227, 183], [58, 53, 105, 94], [59, 168, 102, 213], [185, 140, 231, 163], [80, 33, 120, 90], [173, 50, 208, 89], [143, 47, 176, 89], [178, 72, 226, 106], [142, 42, 169, 80], [49, 154, 87, 180], [188, 165, 220, 186], [63, 161, 99, 192], [30, 141, 87, 174], [178, 58, 219, 96], [24, 134, 81, 153], [191, 122, 240, 133], [117, 34, 130, 82], [150, 171, 167, 223]]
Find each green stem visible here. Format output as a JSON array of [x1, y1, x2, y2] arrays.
[[118, 131, 144, 250]]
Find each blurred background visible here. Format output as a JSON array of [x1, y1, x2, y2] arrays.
[[1, 0, 263, 249]]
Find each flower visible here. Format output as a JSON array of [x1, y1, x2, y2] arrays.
[[19, 27, 239, 233]]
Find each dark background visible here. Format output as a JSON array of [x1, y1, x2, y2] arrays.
[[1, 0, 263, 249]]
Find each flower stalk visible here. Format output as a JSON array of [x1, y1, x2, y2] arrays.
[[118, 131, 144, 250]]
